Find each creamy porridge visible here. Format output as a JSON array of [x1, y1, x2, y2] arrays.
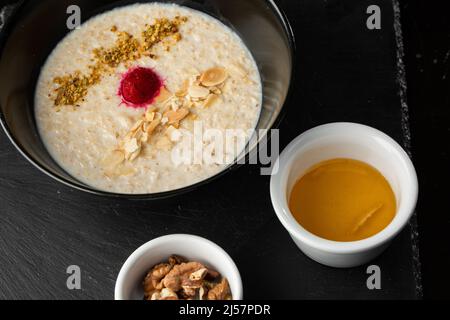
[[35, 3, 262, 194]]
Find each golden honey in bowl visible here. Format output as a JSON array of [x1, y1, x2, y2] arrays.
[[289, 158, 396, 242]]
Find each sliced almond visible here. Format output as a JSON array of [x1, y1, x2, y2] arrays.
[[203, 94, 220, 108], [153, 112, 163, 121], [154, 86, 172, 104], [146, 105, 157, 113], [164, 107, 190, 125], [141, 132, 149, 143], [130, 119, 144, 133], [132, 128, 143, 141], [184, 100, 195, 109], [128, 148, 142, 162], [123, 138, 140, 155], [171, 98, 183, 111], [175, 80, 189, 97], [165, 125, 177, 136], [210, 86, 222, 95], [188, 85, 210, 99], [145, 111, 156, 122], [200, 67, 228, 87], [147, 117, 161, 135]]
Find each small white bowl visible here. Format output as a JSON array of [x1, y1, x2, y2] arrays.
[[115, 234, 243, 300], [270, 123, 418, 268]]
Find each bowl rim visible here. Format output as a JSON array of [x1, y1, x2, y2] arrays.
[[270, 122, 419, 254], [114, 234, 243, 300], [0, 0, 297, 199]]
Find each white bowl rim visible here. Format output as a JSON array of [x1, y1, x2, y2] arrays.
[[114, 234, 243, 300], [270, 122, 419, 254]]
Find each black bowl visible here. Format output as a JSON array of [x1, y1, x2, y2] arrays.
[[0, 0, 295, 199]]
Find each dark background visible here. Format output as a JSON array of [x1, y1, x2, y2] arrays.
[[0, 0, 448, 299], [400, 0, 450, 300]]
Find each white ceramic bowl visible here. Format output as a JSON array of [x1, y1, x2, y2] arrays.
[[270, 123, 418, 268], [115, 234, 243, 300]]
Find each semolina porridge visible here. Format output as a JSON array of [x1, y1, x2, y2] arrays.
[[35, 3, 262, 194]]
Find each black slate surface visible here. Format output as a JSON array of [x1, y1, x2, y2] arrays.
[[0, 0, 421, 299], [400, 0, 450, 299]]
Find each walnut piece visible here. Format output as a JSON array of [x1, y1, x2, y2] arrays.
[[207, 277, 232, 300], [143, 255, 232, 301], [143, 262, 174, 299], [163, 262, 205, 291], [190, 268, 208, 281], [169, 255, 187, 266], [159, 288, 179, 300]]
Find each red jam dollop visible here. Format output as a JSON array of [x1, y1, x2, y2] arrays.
[[119, 67, 163, 108]]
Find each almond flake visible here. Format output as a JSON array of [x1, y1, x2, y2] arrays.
[[171, 98, 183, 111], [175, 80, 189, 97], [128, 148, 141, 162], [154, 86, 172, 104], [154, 112, 163, 121], [210, 87, 222, 95], [124, 138, 140, 155], [130, 119, 144, 133], [132, 128, 143, 141], [200, 67, 228, 87], [147, 118, 162, 135], [184, 101, 195, 109], [164, 107, 190, 125], [188, 85, 210, 99], [203, 94, 219, 108], [141, 132, 149, 143], [145, 111, 156, 122]]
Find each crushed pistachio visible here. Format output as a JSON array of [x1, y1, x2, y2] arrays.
[[52, 16, 187, 107], [142, 16, 186, 51], [93, 32, 142, 68], [53, 67, 102, 106]]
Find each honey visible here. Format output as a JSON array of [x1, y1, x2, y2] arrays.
[[289, 159, 396, 242]]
